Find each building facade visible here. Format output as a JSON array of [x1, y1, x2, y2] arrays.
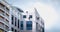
[[0, 0, 10, 32], [0, 0, 23, 32], [9, 6, 23, 32], [0, 0, 44, 32], [20, 8, 44, 32]]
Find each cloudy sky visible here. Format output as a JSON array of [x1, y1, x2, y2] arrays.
[[6, 0, 60, 32]]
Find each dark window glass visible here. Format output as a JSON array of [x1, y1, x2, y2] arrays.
[[20, 21, 23, 30], [23, 15, 26, 18], [11, 27, 14, 31], [15, 17, 17, 26], [15, 29, 17, 32], [36, 17, 39, 20], [36, 23, 38, 30], [29, 15, 32, 18], [26, 21, 32, 30], [18, 20, 19, 28], [11, 15, 14, 24], [42, 28, 44, 32]]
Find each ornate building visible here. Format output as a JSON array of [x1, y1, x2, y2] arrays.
[[21, 8, 44, 32]]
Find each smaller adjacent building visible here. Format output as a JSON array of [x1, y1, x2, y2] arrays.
[[20, 8, 44, 32]]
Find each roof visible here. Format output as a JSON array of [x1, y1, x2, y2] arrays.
[[12, 6, 24, 12]]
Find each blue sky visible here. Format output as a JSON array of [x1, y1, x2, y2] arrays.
[[6, 0, 60, 32]]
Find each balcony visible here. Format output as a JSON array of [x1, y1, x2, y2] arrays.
[[0, 11, 5, 16], [6, 9, 9, 14], [0, 5, 9, 15], [0, 23, 4, 29], [5, 7, 9, 14], [0, 5, 5, 12], [0, 12, 9, 20], [5, 13, 9, 19], [0, 18, 9, 26], [4, 25, 9, 31], [0, 23, 9, 31]]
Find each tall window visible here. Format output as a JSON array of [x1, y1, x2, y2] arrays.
[[15, 17, 17, 26], [20, 21, 23, 30], [11, 15, 14, 24], [15, 29, 17, 32], [36, 17, 39, 20], [29, 15, 32, 18], [23, 15, 26, 18], [42, 28, 44, 32], [26, 21, 32, 30], [18, 20, 19, 28], [36, 23, 38, 30], [11, 27, 14, 31]]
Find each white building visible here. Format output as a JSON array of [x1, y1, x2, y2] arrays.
[[0, 0, 23, 32], [9, 6, 23, 32], [0, 0, 44, 32], [21, 8, 44, 32]]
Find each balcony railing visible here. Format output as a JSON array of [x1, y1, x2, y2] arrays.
[[0, 5, 9, 14], [5, 14, 9, 19], [0, 18, 9, 26], [0, 24, 9, 31], [5, 9, 9, 14], [0, 12, 9, 20], [0, 5, 5, 10], [0, 23, 4, 29], [0, 12, 5, 16]]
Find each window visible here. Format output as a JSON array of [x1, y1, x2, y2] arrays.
[[36, 17, 39, 20], [23, 15, 26, 18], [18, 20, 19, 28], [15, 29, 17, 32], [42, 28, 44, 32], [36, 23, 38, 30], [11, 27, 14, 31], [15, 17, 17, 26], [26, 21, 32, 30], [29, 15, 32, 18], [20, 21, 23, 30], [5, 31, 7, 32], [11, 15, 14, 24]]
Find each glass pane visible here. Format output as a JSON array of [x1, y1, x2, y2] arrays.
[[20, 21, 23, 30], [23, 15, 26, 18], [26, 21, 32, 30]]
